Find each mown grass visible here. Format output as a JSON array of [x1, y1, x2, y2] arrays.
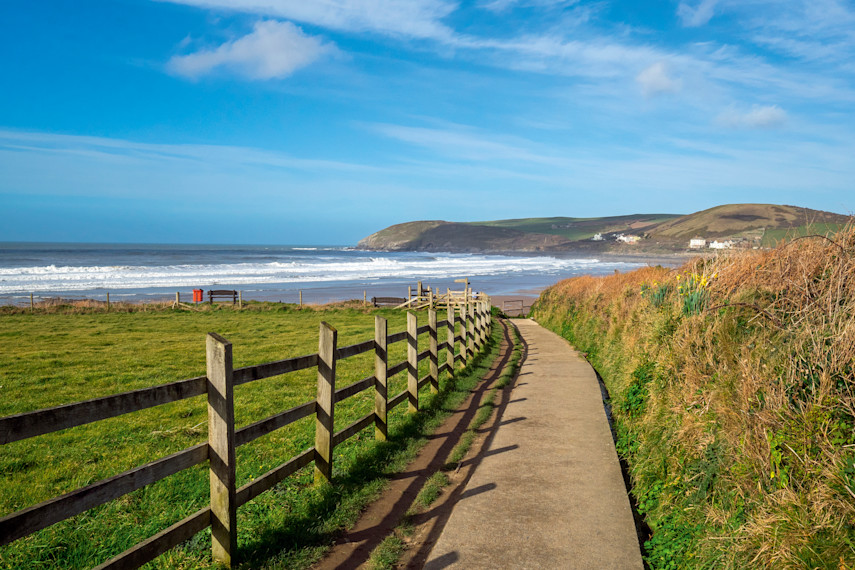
[[0, 302, 477, 569], [532, 228, 855, 568]]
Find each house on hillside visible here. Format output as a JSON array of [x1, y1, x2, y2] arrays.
[[616, 234, 640, 244], [709, 240, 735, 250], [591, 233, 604, 241], [689, 238, 706, 249]]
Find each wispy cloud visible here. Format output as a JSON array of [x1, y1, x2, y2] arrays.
[[157, 0, 457, 40], [167, 20, 336, 79], [677, 0, 720, 27], [478, 0, 580, 12], [716, 104, 788, 128], [636, 62, 681, 97], [369, 122, 561, 164], [0, 129, 376, 175]]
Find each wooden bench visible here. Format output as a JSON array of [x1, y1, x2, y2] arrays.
[[371, 296, 407, 307], [208, 290, 238, 304]]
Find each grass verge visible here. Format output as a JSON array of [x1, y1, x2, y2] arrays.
[[531, 228, 855, 568]]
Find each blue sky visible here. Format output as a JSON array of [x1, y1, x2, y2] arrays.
[[1, 0, 854, 245]]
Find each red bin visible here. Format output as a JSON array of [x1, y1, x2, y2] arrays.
[[192, 289, 203, 303]]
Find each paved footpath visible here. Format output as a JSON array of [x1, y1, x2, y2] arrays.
[[424, 319, 643, 569]]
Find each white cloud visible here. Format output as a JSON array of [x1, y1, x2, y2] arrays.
[[636, 62, 681, 97], [677, 0, 720, 27], [158, 0, 457, 41], [167, 20, 335, 79], [716, 104, 788, 128]]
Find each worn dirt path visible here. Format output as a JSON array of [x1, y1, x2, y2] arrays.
[[313, 320, 515, 570], [423, 319, 643, 569]]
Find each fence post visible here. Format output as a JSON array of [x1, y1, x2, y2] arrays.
[[479, 301, 486, 346], [429, 308, 438, 394], [206, 333, 237, 566], [473, 302, 482, 351], [468, 303, 475, 357], [447, 305, 455, 373], [374, 316, 388, 441], [407, 312, 419, 413], [315, 322, 337, 484], [485, 301, 491, 338], [461, 302, 469, 362]]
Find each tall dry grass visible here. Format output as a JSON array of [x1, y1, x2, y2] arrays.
[[533, 226, 855, 568]]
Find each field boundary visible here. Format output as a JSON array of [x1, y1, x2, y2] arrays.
[[0, 300, 493, 569]]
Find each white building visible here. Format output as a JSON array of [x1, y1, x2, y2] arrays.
[[616, 234, 640, 244], [709, 240, 735, 250], [689, 238, 706, 249], [591, 233, 604, 241]]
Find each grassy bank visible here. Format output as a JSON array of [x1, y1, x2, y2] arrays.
[[0, 302, 482, 568], [532, 230, 855, 568]]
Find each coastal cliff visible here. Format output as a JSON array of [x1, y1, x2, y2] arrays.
[[356, 220, 573, 252]]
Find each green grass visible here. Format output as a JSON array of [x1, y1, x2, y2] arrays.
[[468, 214, 679, 241], [532, 239, 855, 568], [0, 303, 481, 569], [760, 222, 846, 246]]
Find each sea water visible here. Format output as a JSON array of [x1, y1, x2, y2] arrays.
[[0, 243, 645, 305]]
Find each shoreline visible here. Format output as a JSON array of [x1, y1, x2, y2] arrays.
[[0, 248, 696, 308]]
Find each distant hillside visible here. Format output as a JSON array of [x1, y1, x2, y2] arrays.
[[357, 204, 851, 253], [357, 221, 572, 252], [468, 214, 680, 241], [646, 204, 850, 244]]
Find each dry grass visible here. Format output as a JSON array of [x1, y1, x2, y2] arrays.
[[533, 224, 855, 568]]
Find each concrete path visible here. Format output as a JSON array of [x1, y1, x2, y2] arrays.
[[424, 319, 643, 569]]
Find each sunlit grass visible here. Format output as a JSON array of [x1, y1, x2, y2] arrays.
[[0, 303, 471, 568]]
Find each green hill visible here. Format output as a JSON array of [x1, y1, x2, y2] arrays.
[[646, 204, 850, 245], [357, 205, 851, 253], [356, 220, 572, 252], [468, 214, 680, 241]]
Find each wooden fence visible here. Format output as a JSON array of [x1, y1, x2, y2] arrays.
[[397, 280, 488, 311], [0, 301, 493, 568]]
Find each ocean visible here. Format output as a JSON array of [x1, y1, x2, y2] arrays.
[[0, 243, 648, 305]]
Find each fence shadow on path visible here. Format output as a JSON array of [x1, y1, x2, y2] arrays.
[[404, 321, 529, 568], [314, 319, 517, 570]]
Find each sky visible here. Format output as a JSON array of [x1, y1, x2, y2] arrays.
[[1, 0, 854, 245]]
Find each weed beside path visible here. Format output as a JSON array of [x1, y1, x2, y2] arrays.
[[533, 229, 855, 568]]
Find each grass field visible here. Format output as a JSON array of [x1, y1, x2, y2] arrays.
[[0, 302, 479, 568], [760, 222, 846, 246], [468, 214, 679, 241]]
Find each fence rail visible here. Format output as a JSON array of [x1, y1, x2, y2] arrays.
[[0, 300, 493, 568]]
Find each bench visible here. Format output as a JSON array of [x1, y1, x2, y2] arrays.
[[371, 296, 407, 307], [208, 290, 238, 304]]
